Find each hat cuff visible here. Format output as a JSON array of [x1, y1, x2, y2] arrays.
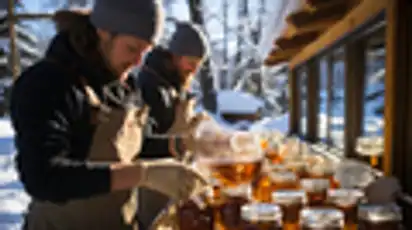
[[90, 7, 162, 44], [169, 45, 205, 59]]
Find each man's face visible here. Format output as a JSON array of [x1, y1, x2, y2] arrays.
[[175, 55, 202, 85], [98, 29, 152, 78]]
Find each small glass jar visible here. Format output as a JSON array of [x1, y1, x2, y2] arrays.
[[300, 178, 330, 206], [327, 189, 364, 230], [358, 203, 402, 230], [253, 171, 298, 202], [241, 203, 283, 230], [218, 186, 251, 230], [300, 208, 344, 230], [272, 190, 306, 230]]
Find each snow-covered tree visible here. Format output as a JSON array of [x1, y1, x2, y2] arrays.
[[187, 0, 303, 117]]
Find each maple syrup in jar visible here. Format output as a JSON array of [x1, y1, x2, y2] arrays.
[[218, 186, 251, 230], [253, 171, 298, 202], [358, 204, 402, 230], [241, 203, 283, 230], [265, 140, 283, 164], [300, 178, 330, 206], [327, 189, 365, 230], [306, 160, 339, 188], [272, 190, 306, 230], [284, 160, 309, 179], [210, 157, 263, 187], [178, 192, 214, 230], [300, 208, 344, 230]]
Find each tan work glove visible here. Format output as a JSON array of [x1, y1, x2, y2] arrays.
[[167, 98, 210, 155], [167, 98, 206, 135], [137, 159, 208, 200], [365, 177, 401, 204]]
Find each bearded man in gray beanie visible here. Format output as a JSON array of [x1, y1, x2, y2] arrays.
[[136, 21, 211, 229], [10, 2, 207, 230]]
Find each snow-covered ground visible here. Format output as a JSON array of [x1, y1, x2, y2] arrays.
[[0, 118, 29, 230]]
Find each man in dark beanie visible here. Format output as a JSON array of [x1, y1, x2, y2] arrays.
[[10, 2, 206, 230], [136, 21, 211, 229]]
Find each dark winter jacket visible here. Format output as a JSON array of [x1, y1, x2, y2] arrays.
[[137, 47, 189, 159], [10, 24, 131, 203]]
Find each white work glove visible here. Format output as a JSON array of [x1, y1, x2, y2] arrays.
[[365, 177, 401, 204], [138, 159, 208, 201]]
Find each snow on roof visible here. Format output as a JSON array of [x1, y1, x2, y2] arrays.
[[249, 114, 289, 133], [194, 104, 235, 130], [217, 90, 264, 114]]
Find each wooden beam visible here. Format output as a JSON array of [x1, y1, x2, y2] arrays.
[[306, 0, 332, 7], [287, 1, 348, 29], [306, 0, 360, 9], [13, 13, 54, 19], [264, 58, 288, 66], [289, 0, 389, 68], [264, 48, 302, 66], [275, 31, 320, 50]]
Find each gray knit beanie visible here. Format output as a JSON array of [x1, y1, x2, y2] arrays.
[[168, 22, 210, 60], [90, 0, 164, 44]]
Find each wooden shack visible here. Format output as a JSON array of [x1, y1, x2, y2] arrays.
[[264, 0, 412, 227]]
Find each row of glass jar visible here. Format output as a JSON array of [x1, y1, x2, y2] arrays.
[[178, 185, 402, 230]]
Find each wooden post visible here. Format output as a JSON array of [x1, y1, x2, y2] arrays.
[[288, 68, 300, 134], [7, 0, 19, 80], [326, 54, 333, 144], [306, 59, 320, 142], [344, 40, 366, 158], [384, 0, 409, 180]]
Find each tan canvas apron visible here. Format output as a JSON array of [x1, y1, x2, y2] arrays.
[[24, 80, 147, 230]]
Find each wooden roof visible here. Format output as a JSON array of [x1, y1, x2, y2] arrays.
[[264, 0, 386, 67]]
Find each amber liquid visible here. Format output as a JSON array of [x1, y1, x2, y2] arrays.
[[308, 173, 340, 189], [301, 227, 342, 230], [211, 160, 262, 187], [286, 165, 308, 179], [178, 199, 214, 230], [335, 204, 358, 230], [279, 203, 302, 230], [217, 196, 249, 230], [242, 220, 282, 230], [266, 150, 283, 164], [358, 220, 401, 230], [252, 174, 298, 202], [306, 190, 328, 206]]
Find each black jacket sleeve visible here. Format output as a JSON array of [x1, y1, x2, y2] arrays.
[[138, 74, 176, 159], [10, 62, 111, 203]]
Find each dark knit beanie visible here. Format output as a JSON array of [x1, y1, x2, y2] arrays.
[[168, 22, 210, 60], [90, 0, 164, 44]]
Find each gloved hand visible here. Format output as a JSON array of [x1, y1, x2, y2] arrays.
[[167, 98, 207, 136], [137, 159, 208, 200], [167, 98, 211, 157], [365, 177, 401, 204]]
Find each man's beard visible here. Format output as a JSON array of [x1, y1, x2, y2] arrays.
[[180, 72, 194, 90]]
